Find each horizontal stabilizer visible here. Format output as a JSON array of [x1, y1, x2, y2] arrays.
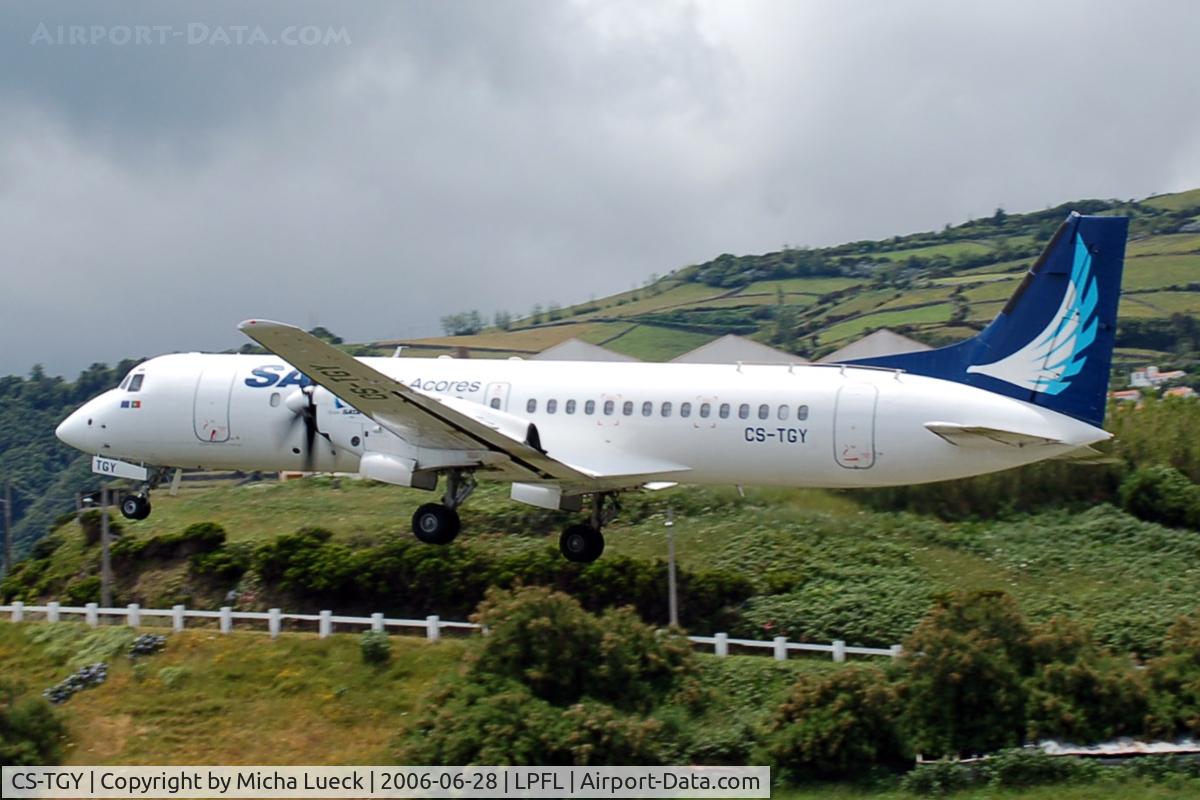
[[924, 422, 1064, 448], [1050, 445, 1119, 464]]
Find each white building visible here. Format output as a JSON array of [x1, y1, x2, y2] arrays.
[[531, 338, 639, 362], [818, 329, 931, 363], [670, 334, 806, 365]]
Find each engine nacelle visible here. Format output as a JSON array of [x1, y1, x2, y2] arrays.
[[436, 395, 545, 452], [358, 452, 438, 490]]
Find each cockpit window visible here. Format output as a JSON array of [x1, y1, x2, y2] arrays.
[[128, 374, 145, 392], [118, 375, 131, 390]]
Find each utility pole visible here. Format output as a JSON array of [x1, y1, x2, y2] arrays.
[[100, 486, 113, 608], [666, 506, 679, 628], [3, 480, 11, 578]]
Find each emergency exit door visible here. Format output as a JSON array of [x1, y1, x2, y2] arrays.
[[834, 384, 877, 469], [193, 366, 236, 443]]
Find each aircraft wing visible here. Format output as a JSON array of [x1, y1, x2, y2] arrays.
[[238, 320, 688, 491]]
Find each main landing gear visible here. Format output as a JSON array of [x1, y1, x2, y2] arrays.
[[411, 470, 476, 545], [559, 492, 617, 564]]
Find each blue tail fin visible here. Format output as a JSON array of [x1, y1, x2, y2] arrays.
[[846, 212, 1128, 427]]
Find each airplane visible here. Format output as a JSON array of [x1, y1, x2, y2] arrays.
[[56, 212, 1127, 563]]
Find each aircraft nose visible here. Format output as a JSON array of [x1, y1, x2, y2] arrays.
[[56, 407, 95, 453]]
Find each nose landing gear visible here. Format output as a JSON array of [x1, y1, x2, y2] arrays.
[[119, 493, 151, 521]]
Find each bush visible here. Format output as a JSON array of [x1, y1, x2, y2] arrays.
[[470, 586, 693, 712], [763, 666, 905, 779], [1119, 465, 1200, 530], [982, 748, 1099, 788], [899, 760, 973, 796], [1023, 618, 1148, 742], [63, 575, 101, 605], [115, 521, 227, 563], [360, 631, 391, 665], [1145, 610, 1200, 737], [0, 681, 66, 765], [900, 591, 1031, 757]]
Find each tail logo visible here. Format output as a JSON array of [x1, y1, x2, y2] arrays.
[[966, 234, 1099, 396]]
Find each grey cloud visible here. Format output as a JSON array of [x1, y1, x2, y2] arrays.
[[1, 0, 1198, 376]]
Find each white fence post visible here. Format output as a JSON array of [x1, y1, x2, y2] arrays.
[[773, 636, 788, 661], [46, 602, 60, 623], [890, 644, 903, 658], [269, 608, 282, 639], [425, 615, 440, 642], [85, 603, 98, 627], [126, 603, 140, 628], [319, 610, 332, 639], [172, 605, 185, 633], [371, 613, 384, 633], [832, 640, 846, 663], [219, 607, 233, 634], [714, 632, 728, 657], [11, 601, 23, 622]]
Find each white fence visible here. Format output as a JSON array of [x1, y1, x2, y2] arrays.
[[0, 601, 901, 663]]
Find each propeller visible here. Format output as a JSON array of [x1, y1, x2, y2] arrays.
[[284, 386, 321, 471]]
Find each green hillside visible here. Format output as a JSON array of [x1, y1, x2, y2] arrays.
[[397, 188, 1200, 363]]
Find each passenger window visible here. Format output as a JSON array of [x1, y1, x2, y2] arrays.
[[777, 405, 789, 420], [797, 404, 809, 421], [547, 399, 557, 414], [526, 398, 537, 413], [680, 402, 691, 418], [604, 400, 615, 416], [700, 403, 711, 418], [641, 401, 652, 417], [270, 392, 281, 408], [490, 398, 501, 409], [661, 402, 672, 417], [719, 403, 730, 419], [623, 401, 634, 416], [565, 399, 576, 415], [738, 403, 750, 419], [758, 404, 769, 420], [128, 374, 145, 392], [586, 400, 596, 415]]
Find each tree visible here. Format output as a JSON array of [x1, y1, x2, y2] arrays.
[[493, 310, 513, 331], [306, 326, 343, 345]]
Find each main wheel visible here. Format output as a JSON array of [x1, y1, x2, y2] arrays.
[[559, 524, 605, 563], [411, 503, 461, 545], [120, 494, 151, 521]]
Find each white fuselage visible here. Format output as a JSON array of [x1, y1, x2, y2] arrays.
[[57, 352, 1109, 490]]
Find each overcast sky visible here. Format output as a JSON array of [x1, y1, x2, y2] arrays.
[[3, 0, 1199, 376]]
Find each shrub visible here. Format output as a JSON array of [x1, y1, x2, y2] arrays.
[[1145, 610, 1200, 737], [1023, 618, 1148, 742], [900, 591, 1031, 757], [63, 575, 101, 605], [0, 681, 66, 765], [763, 666, 905, 779], [899, 760, 973, 796], [982, 748, 1099, 788], [158, 666, 188, 689], [1119, 465, 1200, 530], [360, 631, 391, 665], [470, 586, 693, 712]]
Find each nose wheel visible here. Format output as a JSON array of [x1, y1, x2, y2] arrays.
[[119, 493, 152, 521]]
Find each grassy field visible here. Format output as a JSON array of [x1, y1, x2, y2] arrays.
[[600, 323, 717, 360], [818, 303, 955, 344], [1142, 187, 1200, 211], [1122, 255, 1200, 290]]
